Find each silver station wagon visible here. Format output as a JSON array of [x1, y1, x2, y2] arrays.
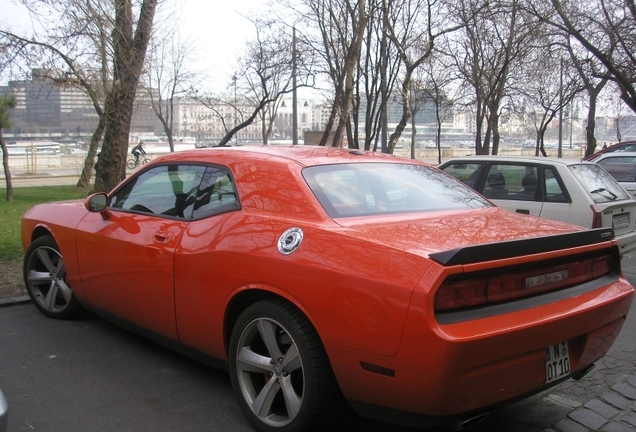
[[439, 155, 636, 256]]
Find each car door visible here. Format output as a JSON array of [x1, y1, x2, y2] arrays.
[[75, 164, 206, 339], [597, 155, 636, 199], [536, 165, 580, 224], [480, 163, 544, 216]]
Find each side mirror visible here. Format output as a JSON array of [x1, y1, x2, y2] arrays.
[[85, 193, 110, 219]]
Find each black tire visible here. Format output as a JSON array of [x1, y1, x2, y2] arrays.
[[141, 157, 150, 165], [23, 235, 83, 319], [126, 158, 137, 169], [229, 299, 343, 432]]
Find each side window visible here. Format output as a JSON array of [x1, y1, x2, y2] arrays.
[[598, 156, 636, 182], [615, 144, 636, 153], [440, 163, 484, 188], [191, 166, 240, 220], [543, 167, 569, 203], [482, 164, 539, 201], [110, 165, 206, 219]]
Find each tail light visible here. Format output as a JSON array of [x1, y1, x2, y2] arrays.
[[591, 205, 603, 228], [435, 253, 614, 313]]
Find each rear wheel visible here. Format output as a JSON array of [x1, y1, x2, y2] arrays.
[[229, 299, 342, 432], [126, 158, 137, 169], [23, 235, 82, 319]]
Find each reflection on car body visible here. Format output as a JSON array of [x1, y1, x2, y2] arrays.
[[21, 146, 634, 432]]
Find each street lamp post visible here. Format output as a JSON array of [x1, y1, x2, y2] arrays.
[[292, 27, 298, 145], [233, 74, 238, 146]]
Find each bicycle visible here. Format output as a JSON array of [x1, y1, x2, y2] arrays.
[[126, 155, 151, 169]]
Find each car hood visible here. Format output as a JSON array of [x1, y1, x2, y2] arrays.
[[333, 207, 583, 257]]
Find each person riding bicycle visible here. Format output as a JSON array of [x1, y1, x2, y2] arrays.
[[131, 142, 146, 164]]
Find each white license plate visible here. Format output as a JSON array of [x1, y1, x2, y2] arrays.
[[613, 213, 630, 229], [545, 341, 571, 383]]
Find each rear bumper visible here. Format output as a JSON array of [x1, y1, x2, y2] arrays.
[[616, 229, 636, 255], [326, 279, 633, 423]]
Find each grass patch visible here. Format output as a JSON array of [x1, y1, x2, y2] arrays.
[[0, 186, 89, 261]]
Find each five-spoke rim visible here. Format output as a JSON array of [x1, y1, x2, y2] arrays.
[[26, 246, 73, 312], [235, 317, 305, 427]]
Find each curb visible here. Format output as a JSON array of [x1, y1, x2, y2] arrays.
[[0, 296, 31, 308]]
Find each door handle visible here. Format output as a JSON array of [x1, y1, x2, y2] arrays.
[[515, 209, 530, 215], [154, 231, 173, 244]]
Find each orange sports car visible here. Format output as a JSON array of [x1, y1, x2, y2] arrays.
[[21, 146, 633, 431]]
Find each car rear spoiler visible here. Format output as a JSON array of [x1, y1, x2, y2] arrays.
[[429, 228, 615, 266]]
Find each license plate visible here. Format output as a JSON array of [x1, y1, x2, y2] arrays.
[[545, 341, 570, 383], [613, 213, 630, 229]]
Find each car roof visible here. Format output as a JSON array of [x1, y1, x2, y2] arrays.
[[594, 151, 636, 159], [440, 155, 592, 167], [152, 145, 412, 167]]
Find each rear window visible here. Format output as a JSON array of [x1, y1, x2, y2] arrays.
[[303, 163, 492, 218], [568, 164, 631, 203]]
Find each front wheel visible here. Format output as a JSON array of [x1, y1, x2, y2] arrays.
[[140, 156, 150, 165], [23, 235, 83, 319], [229, 299, 342, 432]]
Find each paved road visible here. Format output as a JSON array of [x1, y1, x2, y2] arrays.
[[1, 259, 635, 432]]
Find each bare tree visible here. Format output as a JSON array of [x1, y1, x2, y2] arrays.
[[447, 0, 539, 155], [297, 0, 369, 147], [353, 2, 391, 151], [1, 0, 159, 192], [143, 23, 200, 152], [93, 0, 159, 191], [566, 39, 609, 157], [415, 58, 456, 163], [194, 20, 300, 147], [1, 0, 112, 190], [382, 0, 465, 154], [606, 83, 628, 143], [0, 95, 16, 202], [545, 0, 636, 114], [524, 0, 611, 156], [517, 48, 580, 156]]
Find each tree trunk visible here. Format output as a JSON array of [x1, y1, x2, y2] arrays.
[[586, 94, 599, 157], [93, 0, 158, 192], [77, 116, 105, 190], [491, 113, 501, 155], [0, 129, 13, 202], [95, 85, 137, 191]]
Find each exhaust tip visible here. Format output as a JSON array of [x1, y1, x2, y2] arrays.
[[451, 411, 491, 430], [573, 363, 596, 381]]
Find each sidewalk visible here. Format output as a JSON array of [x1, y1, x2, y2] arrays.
[[0, 168, 82, 187]]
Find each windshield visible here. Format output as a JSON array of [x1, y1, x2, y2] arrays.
[[303, 163, 492, 218], [568, 164, 631, 203]]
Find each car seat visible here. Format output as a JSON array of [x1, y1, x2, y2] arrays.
[[518, 174, 538, 199], [485, 172, 508, 199]]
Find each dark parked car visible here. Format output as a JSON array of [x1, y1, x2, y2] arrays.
[[583, 140, 636, 161]]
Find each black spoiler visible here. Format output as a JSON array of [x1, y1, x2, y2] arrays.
[[429, 228, 615, 266]]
